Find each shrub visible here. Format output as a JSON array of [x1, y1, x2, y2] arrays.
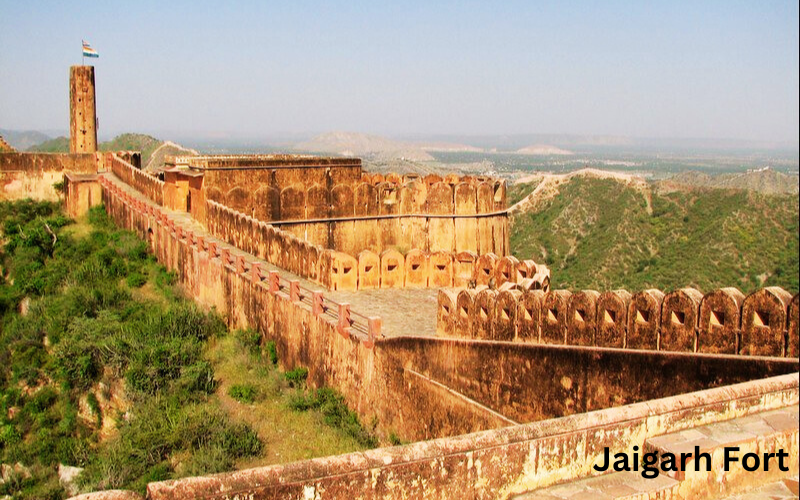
[[283, 367, 308, 387], [228, 384, 257, 404], [126, 272, 147, 288], [289, 387, 377, 448], [235, 329, 261, 356], [265, 340, 278, 365]]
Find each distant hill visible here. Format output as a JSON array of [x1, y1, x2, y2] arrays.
[[662, 168, 799, 196], [510, 173, 798, 294], [295, 132, 435, 162], [24, 133, 198, 171], [515, 145, 574, 156], [99, 133, 163, 166], [27, 136, 69, 153], [415, 142, 484, 153], [0, 129, 53, 150]]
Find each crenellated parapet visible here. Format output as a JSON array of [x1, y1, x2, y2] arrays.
[[205, 199, 541, 291], [437, 285, 800, 357]]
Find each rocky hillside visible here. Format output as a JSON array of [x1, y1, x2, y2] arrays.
[[663, 168, 799, 195], [510, 172, 799, 293]]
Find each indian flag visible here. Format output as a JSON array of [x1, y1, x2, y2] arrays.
[[82, 40, 99, 58]]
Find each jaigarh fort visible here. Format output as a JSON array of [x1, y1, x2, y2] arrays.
[[0, 66, 797, 500]]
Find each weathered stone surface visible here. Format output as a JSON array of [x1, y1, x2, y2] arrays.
[[496, 290, 522, 341], [566, 290, 600, 346], [357, 250, 380, 289], [659, 287, 703, 352], [541, 290, 571, 344], [741, 287, 793, 357], [329, 251, 358, 291], [698, 287, 745, 354], [436, 288, 458, 336], [495, 255, 521, 285], [453, 250, 478, 287], [404, 249, 429, 288], [517, 290, 544, 342], [790, 294, 799, 358], [474, 288, 498, 339], [456, 288, 478, 338], [596, 289, 631, 348], [627, 289, 664, 350], [380, 249, 404, 288], [428, 251, 454, 288], [70, 65, 97, 153], [475, 252, 499, 286]]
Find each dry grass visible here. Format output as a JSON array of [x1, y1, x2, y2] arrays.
[[207, 335, 365, 468]]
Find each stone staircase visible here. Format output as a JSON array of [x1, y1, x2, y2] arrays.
[[513, 406, 799, 500]]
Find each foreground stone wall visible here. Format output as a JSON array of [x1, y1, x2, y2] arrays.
[[0, 152, 98, 201], [438, 285, 800, 357], [147, 374, 798, 500]]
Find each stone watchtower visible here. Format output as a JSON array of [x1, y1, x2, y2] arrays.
[[69, 65, 97, 153]]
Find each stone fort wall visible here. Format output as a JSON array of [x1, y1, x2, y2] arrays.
[[204, 199, 538, 291], [99, 174, 798, 435], [437, 285, 800, 358], [0, 152, 99, 201], [70, 169, 798, 500], [164, 155, 510, 257]]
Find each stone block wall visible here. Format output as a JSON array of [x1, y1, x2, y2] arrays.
[[437, 285, 800, 357], [0, 152, 98, 201]]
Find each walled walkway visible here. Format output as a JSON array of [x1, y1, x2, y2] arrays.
[[106, 172, 438, 338]]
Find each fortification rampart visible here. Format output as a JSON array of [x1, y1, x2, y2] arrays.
[[90, 171, 800, 500], [100, 172, 798, 431], [437, 285, 800, 357], [162, 157, 510, 255], [211, 173, 509, 255], [0, 152, 98, 201], [204, 199, 537, 290], [110, 154, 164, 205]]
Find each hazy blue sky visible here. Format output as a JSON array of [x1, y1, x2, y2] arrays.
[[1, 0, 798, 143]]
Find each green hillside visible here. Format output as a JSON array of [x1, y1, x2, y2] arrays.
[[26, 136, 69, 153], [27, 133, 163, 166], [510, 176, 799, 294], [99, 133, 162, 165]]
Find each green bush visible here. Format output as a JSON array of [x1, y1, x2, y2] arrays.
[[283, 367, 308, 387], [236, 329, 261, 356], [289, 387, 377, 448], [228, 384, 257, 404], [126, 272, 147, 288], [265, 340, 278, 365], [0, 200, 259, 496]]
